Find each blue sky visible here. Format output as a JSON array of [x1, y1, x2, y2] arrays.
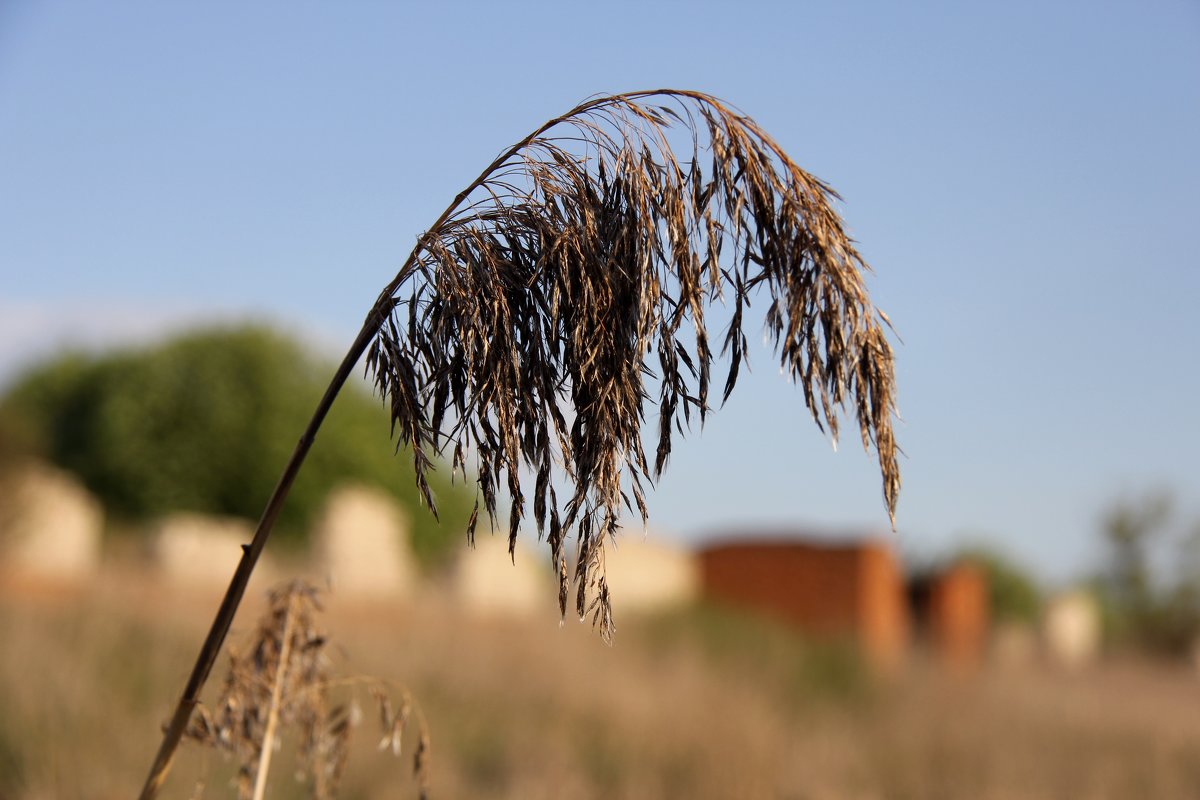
[[2, 1, 1197, 581]]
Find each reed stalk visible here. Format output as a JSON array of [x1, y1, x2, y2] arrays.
[[140, 88, 899, 797]]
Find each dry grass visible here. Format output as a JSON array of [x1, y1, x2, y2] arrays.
[[184, 581, 428, 799], [4, 570, 1200, 800], [365, 90, 899, 637]]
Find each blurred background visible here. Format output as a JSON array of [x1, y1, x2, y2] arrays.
[[1, 2, 1198, 798]]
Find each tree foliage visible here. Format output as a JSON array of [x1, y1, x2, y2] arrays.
[[0, 325, 473, 565], [1097, 492, 1200, 656]]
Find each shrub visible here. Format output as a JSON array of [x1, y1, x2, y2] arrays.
[[0, 325, 473, 565]]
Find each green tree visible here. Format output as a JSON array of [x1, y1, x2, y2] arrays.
[[0, 325, 473, 565], [1102, 493, 1170, 625], [1097, 492, 1200, 655]]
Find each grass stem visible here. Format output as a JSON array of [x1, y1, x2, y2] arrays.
[[251, 589, 299, 800]]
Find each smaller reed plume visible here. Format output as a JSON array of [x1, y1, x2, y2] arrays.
[[185, 581, 429, 800]]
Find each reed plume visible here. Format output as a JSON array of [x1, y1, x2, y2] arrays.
[[141, 88, 898, 798], [366, 89, 899, 640]]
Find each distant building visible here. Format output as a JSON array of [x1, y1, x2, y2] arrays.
[[1041, 589, 1100, 670], [698, 535, 910, 671], [309, 484, 417, 600], [0, 463, 103, 585], [604, 532, 700, 614], [908, 561, 990, 672], [450, 534, 551, 618], [148, 513, 275, 591]]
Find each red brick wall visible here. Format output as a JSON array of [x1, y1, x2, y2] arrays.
[[698, 539, 909, 670], [927, 562, 989, 671], [857, 543, 910, 671]]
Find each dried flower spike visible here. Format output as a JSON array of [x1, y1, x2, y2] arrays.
[[184, 581, 428, 800], [366, 90, 900, 640]]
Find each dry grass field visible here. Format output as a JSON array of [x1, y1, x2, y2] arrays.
[[2, 567, 1199, 800]]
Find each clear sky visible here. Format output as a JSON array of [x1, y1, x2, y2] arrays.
[[2, 1, 1197, 582]]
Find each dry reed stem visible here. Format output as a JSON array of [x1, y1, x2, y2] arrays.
[[141, 88, 898, 797]]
